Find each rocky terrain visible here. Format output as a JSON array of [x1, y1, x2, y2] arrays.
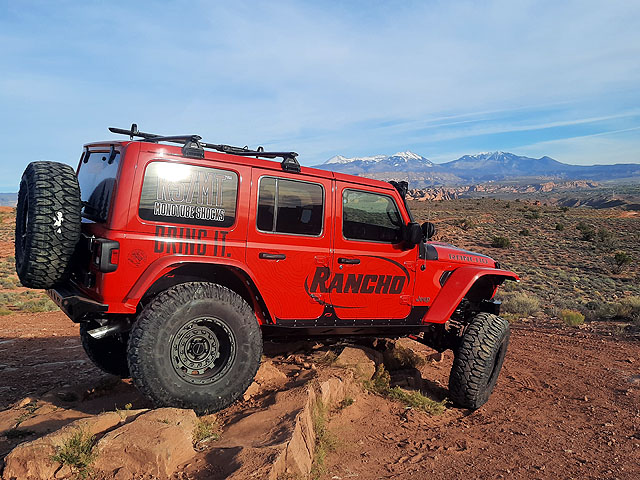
[[1, 201, 640, 479]]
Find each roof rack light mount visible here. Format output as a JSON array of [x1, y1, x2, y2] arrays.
[[109, 124, 300, 170]]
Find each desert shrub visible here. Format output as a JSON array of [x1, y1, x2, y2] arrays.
[[453, 218, 475, 230], [525, 210, 541, 220], [491, 236, 511, 248], [193, 419, 220, 444], [311, 399, 338, 479], [51, 429, 97, 478], [519, 228, 530, 236], [589, 297, 640, 323], [561, 206, 569, 212], [364, 365, 445, 415], [576, 221, 596, 241], [560, 309, 585, 326], [555, 223, 565, 231], [15, 297, 58, 313], [617, 296, 640, 322], [580, 228, 595, 241], [612, 251, 633, 273], [500, 292, 541, 317]]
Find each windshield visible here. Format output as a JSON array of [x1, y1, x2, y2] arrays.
[[77, 151, 120, 222]]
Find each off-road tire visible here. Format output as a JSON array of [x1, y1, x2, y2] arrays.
[[80, 323, 130, 378], [448, 312, 510, 409], [15, 161, 81, 289], [127, 282, 262, 414]]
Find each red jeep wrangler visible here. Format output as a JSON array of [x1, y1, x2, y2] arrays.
[[15, 125, 518, 413]]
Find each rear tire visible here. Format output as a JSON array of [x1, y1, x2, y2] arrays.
[[80, 323, 130, 378], [448, 312, 510, 409], [127, 282, 262, 414], [15, 161, 81, 288]]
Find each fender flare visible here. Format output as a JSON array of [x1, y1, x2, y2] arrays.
[[122, 256, 269, 318], [422, 266, 519, 324]]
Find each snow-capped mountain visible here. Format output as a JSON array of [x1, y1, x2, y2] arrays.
[[440, 151, 568, 176], [317, 151, 434, 174], [314, 150, 639, 184]]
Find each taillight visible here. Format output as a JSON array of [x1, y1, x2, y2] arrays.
[[92, 239, 120, 273]]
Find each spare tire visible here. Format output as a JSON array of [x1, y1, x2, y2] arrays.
[[15, 161, 82, 289]]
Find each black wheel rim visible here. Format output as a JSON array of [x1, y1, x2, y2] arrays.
[[170, 316, 236, 385]]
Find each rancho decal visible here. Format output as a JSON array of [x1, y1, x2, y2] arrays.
[[139, 162, 238, 228], [307, 267, 406, 294], [304, 256, 410, 301]]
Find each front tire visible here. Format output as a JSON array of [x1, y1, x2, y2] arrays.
[[448, 312, 510, 409], [127, 282, 262, 414]]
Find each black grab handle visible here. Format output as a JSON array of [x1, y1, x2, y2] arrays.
[[338, 257, 360, 264]]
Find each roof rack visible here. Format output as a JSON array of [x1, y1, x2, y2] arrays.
[[109, 124, 301, 173]]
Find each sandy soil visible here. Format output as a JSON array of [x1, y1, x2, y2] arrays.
[[323, 320, 640, 480]]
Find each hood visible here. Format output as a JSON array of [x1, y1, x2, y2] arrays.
[[430, 242, 497, 267]]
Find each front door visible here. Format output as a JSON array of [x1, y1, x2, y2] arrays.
[[325, 183, 417, 320]]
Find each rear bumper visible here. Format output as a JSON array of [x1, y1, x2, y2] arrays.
[[47, 284, 108, 322]]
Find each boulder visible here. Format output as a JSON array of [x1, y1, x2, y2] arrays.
[[243, 361, 288, 400], [2, 411, 139, 480], [92, 408, 197, 479], [335, 346, 381, 380]]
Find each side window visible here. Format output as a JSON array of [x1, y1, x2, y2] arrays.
[[139, 161, 238, 228], [257, 177, 324, 236], [342, 189, 402, 243]]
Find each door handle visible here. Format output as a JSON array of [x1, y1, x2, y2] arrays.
[[338, 257, 360, 265], [259, 253, 286, 260]]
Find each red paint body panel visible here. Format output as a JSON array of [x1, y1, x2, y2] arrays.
[[422, 267, 519, 324], [70, 139, 519, 328]]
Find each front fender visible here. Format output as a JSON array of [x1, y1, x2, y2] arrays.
[[422, 266, 519, 324]]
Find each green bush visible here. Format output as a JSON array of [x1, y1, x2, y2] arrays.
[[519, 228, 530, 236], [613, 251, 633, 273], [560, 310, 585, 326], [555, 223, 565, 231], [51, 429, 96, 478], [491, 236, 511, 248], [501, 292, 541, 317], [364, 365, 445, 415]]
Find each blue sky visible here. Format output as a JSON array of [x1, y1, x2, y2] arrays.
[[1, 0, 639, 191]]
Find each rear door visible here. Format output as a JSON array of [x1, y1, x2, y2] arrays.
[[246, 170, 332, 321], [327, 183, 417, 320]]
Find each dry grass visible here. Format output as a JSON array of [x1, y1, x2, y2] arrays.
[[410, 198, 640, 321]]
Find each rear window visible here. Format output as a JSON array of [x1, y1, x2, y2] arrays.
[[139, 161, 238, 228], [78, 151, 120, 222]]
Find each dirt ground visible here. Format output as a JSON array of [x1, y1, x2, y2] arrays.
[[323, 320, 640, 480], [1, 312, 638, 479]]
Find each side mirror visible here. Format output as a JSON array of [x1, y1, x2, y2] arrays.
[[421, 221, 436, 240], [402, 222, 423, 248]]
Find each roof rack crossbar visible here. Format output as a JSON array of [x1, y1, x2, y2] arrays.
[[108, 125, 299, 163]]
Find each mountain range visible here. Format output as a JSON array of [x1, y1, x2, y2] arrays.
[[314, 151, 640, 185]]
